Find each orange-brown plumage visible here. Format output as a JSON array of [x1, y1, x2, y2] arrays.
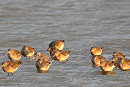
[[117, 58, 130, 71], [91, 55, 105, 67], [5, 49, 21, 61], [21, 46, 34, 58], [100, 61, 115, 72], [0, 60, 22, 75], [90, 47, 102, 55], [47, 40, 65, 51], [27, 52, 52, 72]]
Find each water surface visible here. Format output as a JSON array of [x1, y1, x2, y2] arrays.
[[0, 0, 130, 87]]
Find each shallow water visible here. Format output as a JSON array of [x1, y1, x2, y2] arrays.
[[0, 0, 130, 87]]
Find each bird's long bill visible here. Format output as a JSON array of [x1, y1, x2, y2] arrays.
[[0, 65, 4, 69], [52, 54, 55, 58], [4, 52, 9, 55], [27, 57, 36, 62], [47, 48, 51, 51]]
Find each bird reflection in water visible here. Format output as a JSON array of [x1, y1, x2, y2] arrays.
[[37, 69, 49, 73], [101, 71, 116, 75]]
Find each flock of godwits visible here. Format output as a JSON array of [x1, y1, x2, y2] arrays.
[[0, 40, 70, 75], [90, 47, 130, 73], [0, 40, 130, 76]]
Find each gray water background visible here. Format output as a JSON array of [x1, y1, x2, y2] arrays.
[[0, 0, 130, 87]]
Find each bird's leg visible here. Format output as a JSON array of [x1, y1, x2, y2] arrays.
[[61, 59, 68, 64], [7, 73, 9, 76]]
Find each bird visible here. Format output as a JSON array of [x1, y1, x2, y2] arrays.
[[112, 52, 125, 68], [47, 40, 65, 51], [100, 61, 115, 72], [49, 47, 57, 57], [4, 49, 21, 61], [91, 55, 105, 67], [112, 56, 125, 68], [112, 52, 125, 58], [27, 52, 53, 73], [117, 58, 130, 71], [21, 46, 34, 59], [90, 47, 102, 56], [50, 48, 70, 63], [112, 56, 120, 68], [0, 60, 22, 76]]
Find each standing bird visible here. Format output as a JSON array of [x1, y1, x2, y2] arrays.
[[91, 55, 105, 67], [112, 52, 125, 68], [27, 52, 53, 73], [90, 47, 102, 56], [112, 52, 125, 58], [117, 58, 130, 71], [21, 46, 34, 59], [49, 47, 57, 57], [0, 60, 22, 76], [112, 56, 120, 68], [47, 40, 65, 51], [4, 49, 21, 61], [50, 48, 70, 63], [100, 61, 115, 72]]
